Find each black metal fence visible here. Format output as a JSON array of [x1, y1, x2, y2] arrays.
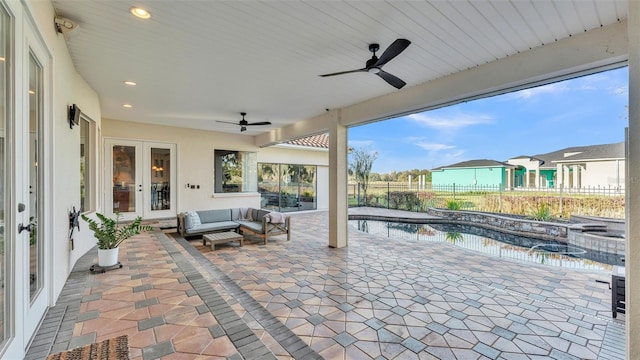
[[348, 182, 625, 219]]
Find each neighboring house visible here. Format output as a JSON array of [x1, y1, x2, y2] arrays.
[[432, 142, 625, 190], [431, 159, 517, 187], [506, 142, 625, 190]]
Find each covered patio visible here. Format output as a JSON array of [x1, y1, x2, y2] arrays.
[[27, 210, 624, 359], [5, 1, 637, 359]]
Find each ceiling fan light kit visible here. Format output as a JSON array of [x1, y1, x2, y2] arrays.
[[319, 38, 411, 89], [216, 112, 272, 132]]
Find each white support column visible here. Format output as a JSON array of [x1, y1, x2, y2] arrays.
[[556, 164, 563, 189], [535, 168, 540, 188], [572, 165, 579, 189], [328, 110, 348, 248], [577, 165, 582, 189], [525, 169, 530, 188], [627, 2, 639, 358]]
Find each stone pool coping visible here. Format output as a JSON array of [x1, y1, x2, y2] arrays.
[[349, 207, 625, 255]]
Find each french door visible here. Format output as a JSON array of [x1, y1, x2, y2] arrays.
[[18, 9, 52, 356], [104, 139, 176, 220]]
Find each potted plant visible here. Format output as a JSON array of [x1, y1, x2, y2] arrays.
[[81, 212, 153, 267]]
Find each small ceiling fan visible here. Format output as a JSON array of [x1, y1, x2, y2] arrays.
[[319, 38, 411, 89], [216, 112, 271, 132]]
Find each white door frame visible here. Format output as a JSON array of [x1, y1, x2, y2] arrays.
[[104, 138, 177, 220], [17, 3, 53, 355]]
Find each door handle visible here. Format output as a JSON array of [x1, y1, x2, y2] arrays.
[[19, 223, 32, 233]]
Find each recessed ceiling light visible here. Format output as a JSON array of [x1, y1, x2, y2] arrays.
[[130, 7, 151, 19], [124, 81, 137, 86], [123, 104, 132, 108]]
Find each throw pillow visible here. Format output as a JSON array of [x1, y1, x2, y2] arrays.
[[185, 211, 201, 229]]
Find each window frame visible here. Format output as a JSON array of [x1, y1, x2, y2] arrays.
[[79, 115, 95, 212], [213, 149, 257, 194]]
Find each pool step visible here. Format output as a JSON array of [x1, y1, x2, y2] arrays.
[[568, 223, 608, 232]]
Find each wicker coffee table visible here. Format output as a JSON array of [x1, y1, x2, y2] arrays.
[[203, 231, 243, 250]]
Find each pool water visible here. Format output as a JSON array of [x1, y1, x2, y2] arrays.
[[349, 220, 623, 271]]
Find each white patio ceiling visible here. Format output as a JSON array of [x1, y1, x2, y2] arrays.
[[51, 0, 628, 140]]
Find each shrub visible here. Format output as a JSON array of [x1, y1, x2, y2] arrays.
[[529, 203, 552, 221], [445, 199, 462, 210], [387, 191, 420, 210]]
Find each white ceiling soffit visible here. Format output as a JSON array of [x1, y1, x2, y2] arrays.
[[52, 0, 627, 139]]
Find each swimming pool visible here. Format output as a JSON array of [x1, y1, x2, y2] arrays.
[[349, 220, 623, 271]]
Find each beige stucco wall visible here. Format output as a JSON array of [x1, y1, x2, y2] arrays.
[[581, 160, 626, 189], [102, 119, 329, 212], [28, 0, 102, 300]]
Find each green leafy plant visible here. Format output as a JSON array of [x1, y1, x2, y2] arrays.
[[530, 203, 552, 221], [81, 212, 153, 249], [445, 232, 463, 244], [445, 199, 462, 210]]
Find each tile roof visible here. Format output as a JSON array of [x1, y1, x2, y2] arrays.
[[284, 133, 329, 149]]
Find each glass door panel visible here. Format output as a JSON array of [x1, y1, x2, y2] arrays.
[[0, 4, 8, 345], [279, 164, 300, 212], [112, 145, 137, 214], [258, 163, 279, 211], [150, 147, 170, 211], [298, 165, 317, 211], [28, 51, 42, 301]]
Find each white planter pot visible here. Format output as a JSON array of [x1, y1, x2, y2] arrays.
[[98, 248, 120, 267]]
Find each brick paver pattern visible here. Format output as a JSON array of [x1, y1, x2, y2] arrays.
[[28, 209, 625, 360]]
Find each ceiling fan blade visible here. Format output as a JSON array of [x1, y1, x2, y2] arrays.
[[377, 70, 406, 89], [246, 122, 272, 126], [216, 120, 239, 125], [319, 68, 366, 77], [374, 39, 411, 68]]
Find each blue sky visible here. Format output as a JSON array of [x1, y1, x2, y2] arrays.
[[348, 66, 629, 174]]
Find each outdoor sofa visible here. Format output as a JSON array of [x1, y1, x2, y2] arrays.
[[177, 208, 291, 244]]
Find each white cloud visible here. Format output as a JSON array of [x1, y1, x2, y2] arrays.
[[347, 140, 375, 148], [613, 86, 627, 95], [407, 113, 493, 130], [426, 150, 466, 168], [415, 142, 455, 151], [510, 82, 568, 99]]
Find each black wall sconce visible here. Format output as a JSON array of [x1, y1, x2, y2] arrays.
[[68, 104, 81, 129]]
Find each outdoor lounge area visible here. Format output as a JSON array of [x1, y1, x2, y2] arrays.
[[26, 209, 625, 359]]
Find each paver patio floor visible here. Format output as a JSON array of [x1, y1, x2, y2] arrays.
[[27, 209, 625, 359]]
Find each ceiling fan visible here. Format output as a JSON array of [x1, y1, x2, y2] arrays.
[[319, 38, 411, 89], [216, 112, 271, 132]]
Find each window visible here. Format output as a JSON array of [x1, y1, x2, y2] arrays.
[[79, 116, 94, 212], [214, 150, 257, 193], [258, 163, 317, 212]]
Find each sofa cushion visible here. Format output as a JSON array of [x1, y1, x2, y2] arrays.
[[249, 209, 270, 222], [236, 220, 264, 234], [230, 208, 241, 221], [197, 209, 231, 223], [184, 211, 201, 229], [186, 221, 239, 234]]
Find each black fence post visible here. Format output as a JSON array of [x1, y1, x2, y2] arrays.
[[387, 182, 390, 209], [357, 182, 361, 207]]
